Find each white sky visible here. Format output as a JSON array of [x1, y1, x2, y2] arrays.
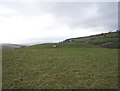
[[0, 1, 118, 44]]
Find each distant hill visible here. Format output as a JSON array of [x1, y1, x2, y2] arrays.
[[63, 31, 120, 49], [0, 43, 26, 50]]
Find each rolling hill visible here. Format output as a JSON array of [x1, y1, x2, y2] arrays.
[[63, 31, 120, 49], [2, 43, 118, 89]]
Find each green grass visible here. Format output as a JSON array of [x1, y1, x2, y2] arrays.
[[74, 38, 90, 42], [91, 37, 118, 43], [106, 32, 118, 37], [101, 42, 115, 46], [2, 43, 118, 89]]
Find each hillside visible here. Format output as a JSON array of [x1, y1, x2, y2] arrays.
[[2, 43, 118, 89], [63, 31, 120, 49], [0, 44, 26, 50]]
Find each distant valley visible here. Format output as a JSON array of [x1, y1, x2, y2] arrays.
[[0, 44, 26, 50]]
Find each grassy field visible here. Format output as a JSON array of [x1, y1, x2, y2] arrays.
[[2, 43, 118, 89]]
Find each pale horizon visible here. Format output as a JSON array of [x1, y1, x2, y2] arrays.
[[0, 1, 118, 45]]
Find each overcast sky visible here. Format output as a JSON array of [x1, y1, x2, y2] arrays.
[[0, 1, 118, 44]]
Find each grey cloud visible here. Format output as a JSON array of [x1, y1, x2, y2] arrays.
[[28, 2, 117, 31], [47, 2, 118, 31], [0, 2, 118, 44], [0, 2, 118, 31]]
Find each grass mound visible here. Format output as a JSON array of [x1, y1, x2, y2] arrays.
[[27, 43, 100, 49]]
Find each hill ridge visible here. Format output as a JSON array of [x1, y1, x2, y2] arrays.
[[62, 31, 120, 49]]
